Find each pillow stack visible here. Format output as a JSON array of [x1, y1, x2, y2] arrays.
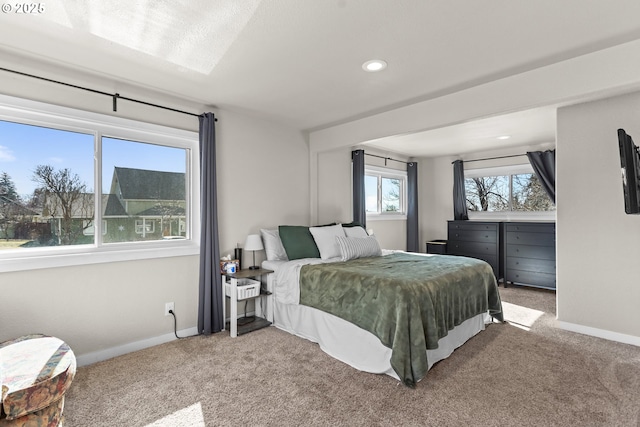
[[261, 223, 381, 262]]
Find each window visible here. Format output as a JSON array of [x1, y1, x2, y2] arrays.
[[464, 164, 555, 218], [365, 165, 407, 218], [0, 94, 199, 272], [102, 137, 187, 243]]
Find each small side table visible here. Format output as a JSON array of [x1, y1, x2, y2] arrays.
[[222, 268, 273, 337], [426, 240, 447, 254]]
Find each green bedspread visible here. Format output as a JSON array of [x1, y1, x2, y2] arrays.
[[299, 252, 503, 387]]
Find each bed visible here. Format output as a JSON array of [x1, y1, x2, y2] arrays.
[[257, 224, 503, 387]]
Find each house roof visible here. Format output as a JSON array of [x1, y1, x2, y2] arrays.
[[103, 194, 127, 217], [113, 167, 185, 201]]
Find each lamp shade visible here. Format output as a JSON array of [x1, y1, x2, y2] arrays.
[[244, 234, 264, 251]]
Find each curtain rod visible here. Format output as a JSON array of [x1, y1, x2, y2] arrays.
[[0, 67, 213, 120], [365, 153, 410, 165], [451, 153, 527, 164]]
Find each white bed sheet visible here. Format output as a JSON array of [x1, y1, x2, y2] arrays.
[[262, 258, 490, 382]]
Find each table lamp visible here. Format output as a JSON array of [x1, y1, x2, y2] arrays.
[[244, 234, 264, 270]]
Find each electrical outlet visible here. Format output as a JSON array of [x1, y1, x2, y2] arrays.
[[165, 302, 174, 316]]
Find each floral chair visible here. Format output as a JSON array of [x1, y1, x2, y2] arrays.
[[0, 334, 76, 427]]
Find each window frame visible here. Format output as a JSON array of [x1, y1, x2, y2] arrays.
[[365, 165, 408, 221], [0, 94, 200, 273], [464, 163, 556, 221]]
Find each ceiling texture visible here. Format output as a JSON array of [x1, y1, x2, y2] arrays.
[[2, 0, 640, 156]]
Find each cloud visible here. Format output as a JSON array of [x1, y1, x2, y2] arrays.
[[0, 145, 16, 162]]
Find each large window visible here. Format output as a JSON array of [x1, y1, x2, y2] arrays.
[[464, 164, 555, 217], [365, 165, 407, 218], [0, 94, 199, 271]]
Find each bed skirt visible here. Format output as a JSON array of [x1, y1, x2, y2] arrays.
[[272, 298, 488, 381]]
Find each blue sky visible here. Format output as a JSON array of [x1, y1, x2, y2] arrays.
[[0, 120, 186, 198]]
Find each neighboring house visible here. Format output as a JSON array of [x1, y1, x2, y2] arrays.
[[0, 195, 42, 240], [14, 167, 186, 246], [103, 167, 186, 242]]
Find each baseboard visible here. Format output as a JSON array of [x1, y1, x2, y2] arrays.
[[76, 326, 199, 367], [557, 321, 640, 347]]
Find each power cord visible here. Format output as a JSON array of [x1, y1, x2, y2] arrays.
[[168, 309, 199, 339], [237, 300, 255, 326]]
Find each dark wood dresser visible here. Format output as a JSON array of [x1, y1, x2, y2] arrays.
[[447, 221, 502, 279], [503, 222, 556, 290]]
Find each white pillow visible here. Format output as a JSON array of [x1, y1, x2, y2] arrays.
[[260, 228, 289, 261], [336, 235, 382, 261], [343, 225, 368, 238], [309, 224, 346, 260]]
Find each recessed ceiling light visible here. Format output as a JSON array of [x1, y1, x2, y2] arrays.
[[362, 59, 387, 72], [497, 135, 511, 140]]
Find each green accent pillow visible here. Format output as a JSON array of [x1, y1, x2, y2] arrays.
[[278, 225, 321, 260]]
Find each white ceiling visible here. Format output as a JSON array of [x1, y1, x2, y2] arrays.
[[365, 106, 558, 158], [2, 0, 640, 156]]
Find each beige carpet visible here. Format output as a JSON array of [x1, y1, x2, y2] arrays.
[[64, 286, 640, 426]]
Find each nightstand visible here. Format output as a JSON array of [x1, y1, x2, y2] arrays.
[[221, 268, 273, 337]]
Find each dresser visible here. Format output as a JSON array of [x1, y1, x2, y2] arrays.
[[447, 221, 502, 279], [503, 222, 556, 290]]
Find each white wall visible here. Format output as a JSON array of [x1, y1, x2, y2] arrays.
[[557, 91, 640, 340], [313, 145, 409, 250], [0, 70, 310, 360], [420, 155, 455, 244]]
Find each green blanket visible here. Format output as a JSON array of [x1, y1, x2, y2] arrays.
[[299, 252, 503, 387]]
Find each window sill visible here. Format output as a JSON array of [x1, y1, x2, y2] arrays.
[[366, 214, 407, 221], [0, 242, 200, 273], [467, 211, 556, 222]]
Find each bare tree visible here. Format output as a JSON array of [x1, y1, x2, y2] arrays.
[[32, 165, 93, 245], [465, 176, 509, 211]]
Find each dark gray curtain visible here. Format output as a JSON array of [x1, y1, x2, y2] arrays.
[[352, 149, 366, 228], [527, 150, 556, 204], [406, 161, 419, 252], [453, 160, 468, 220], [198, 112, 223, 335]]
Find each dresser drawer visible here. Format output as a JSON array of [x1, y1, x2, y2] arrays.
[[506, 257, 556, 275], [448, 229, 498, 243], [505, 223, 555, 234], [506, 231, 555, 246], [506, 269, 556, 289], [448, 221, 498, 233], [507, 244, 556, 260], [448, 241, 498, 256]]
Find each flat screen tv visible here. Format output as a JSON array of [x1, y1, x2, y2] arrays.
[[618, 128, 640, 214]]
